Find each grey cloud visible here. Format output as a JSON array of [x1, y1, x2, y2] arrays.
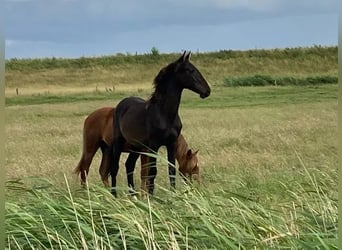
[[4, 0, 339, 44]]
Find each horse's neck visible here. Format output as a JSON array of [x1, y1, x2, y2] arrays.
[[151, 80, 183, 122]]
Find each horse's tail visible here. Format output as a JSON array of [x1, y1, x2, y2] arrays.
[[74, 155, 83, 176], [101, 107, 119, 179], [74, 116, 88, 177]]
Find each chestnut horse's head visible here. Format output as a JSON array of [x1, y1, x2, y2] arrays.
[[179, 149, 200, 183]]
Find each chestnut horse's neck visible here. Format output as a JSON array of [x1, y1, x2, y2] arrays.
[[147, 78, 183, 122], [175, 135, 189, 166]]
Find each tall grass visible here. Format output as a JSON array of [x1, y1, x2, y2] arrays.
[[6, 154, 337, 249]]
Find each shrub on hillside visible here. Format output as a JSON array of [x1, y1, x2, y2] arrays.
[[223, 75, 338, 87]]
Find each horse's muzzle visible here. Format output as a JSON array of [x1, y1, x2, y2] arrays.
[[200, 88, 211, 99]]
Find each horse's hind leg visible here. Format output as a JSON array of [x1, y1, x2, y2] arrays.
[[76, 145, 98, 187], [125, 152, 139, 195], [167, 142, 177, 191], [99, 143, 111, 187]]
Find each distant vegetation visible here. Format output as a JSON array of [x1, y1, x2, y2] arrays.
[[224, 74, 338, 87], [5, 45, 337, 71]]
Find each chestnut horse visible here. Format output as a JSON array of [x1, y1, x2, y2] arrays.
[[74, 107, 200, 190], [110, 51, 210, 196]]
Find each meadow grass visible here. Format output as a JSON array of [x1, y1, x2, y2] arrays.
[[4, 46, 338, 249], [5, 84, 337, 107], [5, 83, 337, 249]]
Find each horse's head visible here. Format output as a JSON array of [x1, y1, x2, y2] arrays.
[[179, 149, 200, 183], [152, 51, 210, 99], [173, 51, 211, 98]]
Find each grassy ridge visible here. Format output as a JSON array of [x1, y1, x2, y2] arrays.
[[5, 46, 338, 89], [5, 46, 337, 71]]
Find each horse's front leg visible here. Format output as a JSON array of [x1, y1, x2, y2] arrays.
[[125, 152, 139, 196], [167, 142, 177, 191], [111, 138, 123, 197], [147, 154, 158, 195]]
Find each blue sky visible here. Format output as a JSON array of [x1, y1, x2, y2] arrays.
[[4, 0, 339, 59]]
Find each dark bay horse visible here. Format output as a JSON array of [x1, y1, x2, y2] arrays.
[[74, 106, 200, 189], [110, 51, 210, 196]]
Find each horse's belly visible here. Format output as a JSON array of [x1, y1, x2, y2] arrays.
[[122, 130, 148, 146], [120, 122, 148, 147], [153, 127, 179, 146], [118, 103, 148, 146]]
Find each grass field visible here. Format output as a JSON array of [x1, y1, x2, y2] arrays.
[[5, 47, 338, 249]]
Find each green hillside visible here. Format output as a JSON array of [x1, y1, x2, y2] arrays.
[[5, 46, 338, 89]]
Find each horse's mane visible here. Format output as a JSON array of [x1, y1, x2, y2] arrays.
[[147, 61, 177, 104]]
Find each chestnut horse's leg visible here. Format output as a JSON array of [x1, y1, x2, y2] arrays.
[[76, 145, 98, 187], [167, 142, 177, 191], [99, 144, 112, 187], [125, 152, 139, 195], [140, 154, 151, 197]]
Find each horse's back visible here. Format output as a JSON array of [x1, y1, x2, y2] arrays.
[[84, 107, 113, 144], [116, 97, 145, 111], [115, 97, 149, 146], [115, 96, 147, 121], [85, 107, 113, 125]]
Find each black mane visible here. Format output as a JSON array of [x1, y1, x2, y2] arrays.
[[147, 61, 177, 104]]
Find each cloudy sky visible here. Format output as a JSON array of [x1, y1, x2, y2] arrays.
[[4, 0, 339, 59]]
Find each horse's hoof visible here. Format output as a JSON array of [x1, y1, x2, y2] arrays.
[[140, 191, 148, 200], [102, 180, 110, 188], [130, 195, 138, 201]]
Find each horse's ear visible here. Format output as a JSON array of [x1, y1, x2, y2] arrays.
[[186, 149, 192, 158], [177, 50, 187, 63], [194, 149, 199, 155], [185, 51, 191, 61]]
